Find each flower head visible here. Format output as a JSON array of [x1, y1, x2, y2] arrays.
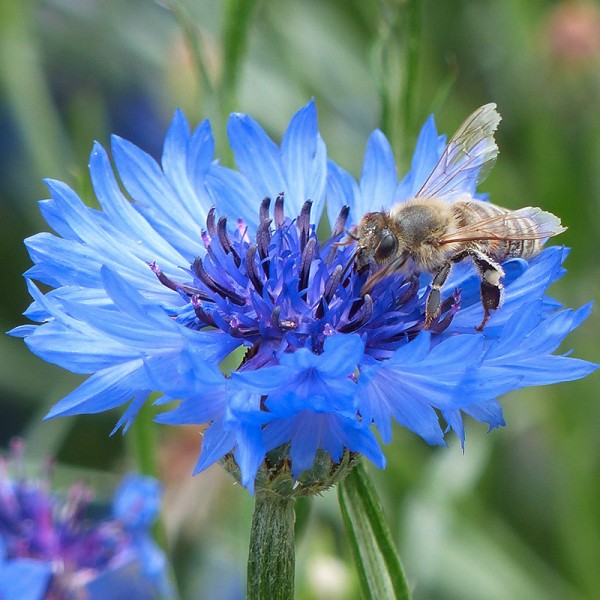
[[0, 440, 171, 599], [10, 101, 597, 493]]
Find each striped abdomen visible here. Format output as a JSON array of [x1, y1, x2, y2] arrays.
[[453, 200, 544, 261]]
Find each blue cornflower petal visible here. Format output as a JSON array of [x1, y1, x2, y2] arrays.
[[395, 114, 446, 200], [478, 303, 597, 388], [263, 412, 385, 479], [462, 399, 506, 429], [227, 113, 287, 200], [112, 135, 206, 259], [359, 130, 398, 210], [204, 164, 260, 230], [357, 364, 444, 446], [224, 100, 327, 225], [232, 420, 267, 494], [192, 391, 267, 493], [0, 560, 52, 600], [45, 360, 149, 418], [235, 334, 363, 415], [280, 100, 327, 221], [442, 399, 507, 445], [90, 142, 189, 268], [193, 419, 235, 473], [0, 447, 171, 599], [326, 158, 362, 228], [161, 111, 214, 221], [17, 280, 139, 373], [356, 332, 496, 445], [113, 474, 162, 531]]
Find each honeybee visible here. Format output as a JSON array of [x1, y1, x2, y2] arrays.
[[354, 103, 566, 331]]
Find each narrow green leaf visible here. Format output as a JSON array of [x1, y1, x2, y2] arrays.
[[164, 0, 215, 96], [0, 0, 72, 187], [400, 0, 422, 155], [338, 461, 412, 600], [221, 0, 260, 110]]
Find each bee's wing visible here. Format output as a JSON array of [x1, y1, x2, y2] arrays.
[[436, 207, 566, 244], [416, 103, 501, 201]]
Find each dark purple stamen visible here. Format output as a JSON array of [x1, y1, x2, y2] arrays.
[[299, 237, 316, 293], [191, 296, 217, 327], [339, 294, 373, 333], [206, 206, 217, 237], [149, 262, 180, 292], [217, 216, 241, 267], [395, 275, 420, 307], [297, 200, 312, 252], [259, 196, 270, 223], [323, 264, 344, 304], [192, 257, 246, 306], [150, 262, 210, 300], [246, 244, 264, 296], [256, 216, 272, 273], [151, 196, 455, 366], [274, 193, 285, 228]]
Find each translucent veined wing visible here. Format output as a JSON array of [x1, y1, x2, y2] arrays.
[[436, 207, 566, 245], [416, 104, 501, 201]]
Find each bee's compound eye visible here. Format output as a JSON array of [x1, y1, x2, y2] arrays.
[[376, 232, 398, 260]]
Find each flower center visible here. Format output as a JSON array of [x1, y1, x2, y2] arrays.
[[151, 196, 455, 367]]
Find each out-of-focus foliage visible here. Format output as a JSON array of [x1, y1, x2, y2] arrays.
[[0, 1, 598, 598]]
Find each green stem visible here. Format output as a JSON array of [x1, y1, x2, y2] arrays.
[[370, 12, 394, 144], [216, 0, 259, 165], [130, 401, 181, 599], [165, 0, 215, 97], [220, 0, 259, 116], [247, 492, 296, 600], [372, 0, 422, 169], [400, 0, 422, 161], [338, 461, 412, 600], [129, 403, 161, 543], [0, 0, 72, 190], [130, 399, 159, 478], [165, 0, 258, 164]]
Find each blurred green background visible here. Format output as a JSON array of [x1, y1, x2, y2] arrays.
[[1, 1, 599, 598]]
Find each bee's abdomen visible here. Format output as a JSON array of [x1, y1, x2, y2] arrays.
[[456, 201, 543, 261]]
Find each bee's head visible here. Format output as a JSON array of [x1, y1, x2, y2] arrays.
[[354, 211, 400, 271]]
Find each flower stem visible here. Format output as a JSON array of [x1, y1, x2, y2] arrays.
[[130, 399, 159, 478], [165, 0, 215, 97], [247, 492, 296, 600], [372, 0, 422, 169], [129, 402, 166, 548], [0, 0, 72, 189], [400, 0, 422, 162], [220, 0, 259, 118], [338, 460, 412, 599]]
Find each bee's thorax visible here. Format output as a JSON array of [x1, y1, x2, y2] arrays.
[[391, 202, 448, 246]]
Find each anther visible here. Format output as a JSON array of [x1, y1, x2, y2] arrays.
[[274, 193, 285, 228], [217, 216, 241, 267]]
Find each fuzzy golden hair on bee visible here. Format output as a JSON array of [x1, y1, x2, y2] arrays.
[[353, 103, 566, 330]]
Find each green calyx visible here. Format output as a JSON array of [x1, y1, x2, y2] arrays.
[[221, 446, 360, 498]]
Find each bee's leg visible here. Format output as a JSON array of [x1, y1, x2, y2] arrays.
[[424, 261, 453, 329], [470, 250, 505, 331]]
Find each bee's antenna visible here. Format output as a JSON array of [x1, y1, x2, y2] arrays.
[[333, 229, 358, 249]]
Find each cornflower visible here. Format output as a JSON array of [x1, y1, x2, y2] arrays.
[[0, 439, 170, 599], [10, 100, 596, 496]]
